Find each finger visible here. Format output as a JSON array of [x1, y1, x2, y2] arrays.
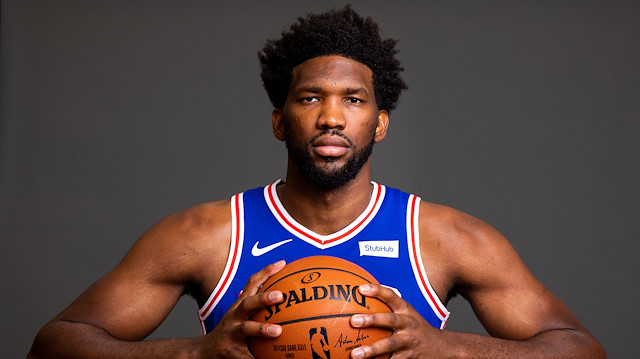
[[240, 260, 286, 298], [351, 311, 411, 331], [350, 334, 406, 359], [238, 320, 283, 338], [358, 283, 410, 312], [235, 290, 284, 319]]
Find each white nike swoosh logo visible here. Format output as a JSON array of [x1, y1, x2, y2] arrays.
[[251, 239, 293, 256]]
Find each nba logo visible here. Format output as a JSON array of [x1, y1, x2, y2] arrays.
[[309, 327, 331, 359]]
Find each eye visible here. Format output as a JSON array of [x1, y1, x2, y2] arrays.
[[346, 97, 363, 104], [301, 96, 320, 103]]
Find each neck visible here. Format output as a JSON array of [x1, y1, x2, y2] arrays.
[[277, 161, 374, 235]]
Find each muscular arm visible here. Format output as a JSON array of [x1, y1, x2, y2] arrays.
[[351, 202, 606, 358], [27, 201, 228, 358], [27, 200, 285, 359]]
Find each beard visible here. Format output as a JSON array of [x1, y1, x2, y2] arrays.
[[285, 128, 376, 190]]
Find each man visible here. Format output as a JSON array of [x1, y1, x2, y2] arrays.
[[28, 5, 606, 358]]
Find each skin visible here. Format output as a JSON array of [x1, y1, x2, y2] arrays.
[[27, 56, 607, 358]]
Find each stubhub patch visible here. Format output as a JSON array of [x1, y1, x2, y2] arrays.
[[358, 240, 399, 258]]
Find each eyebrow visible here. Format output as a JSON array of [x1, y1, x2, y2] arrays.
[[344, 87, 369, 96], [295, 86, 370, 97]]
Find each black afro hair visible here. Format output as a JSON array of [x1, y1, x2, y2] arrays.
[[258, 5, 407, 113]]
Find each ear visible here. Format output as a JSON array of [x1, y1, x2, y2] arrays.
[[272, 109, 286, 141], [374, 110, 389, 143]]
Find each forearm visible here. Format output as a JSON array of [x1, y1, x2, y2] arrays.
[[27, 320, 202, 359], [438, 328, 607, 359]]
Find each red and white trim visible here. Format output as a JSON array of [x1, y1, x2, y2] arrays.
[[198, 193, 244, 334], [265, 180, 385, 249], [407, 195, 450, 329]]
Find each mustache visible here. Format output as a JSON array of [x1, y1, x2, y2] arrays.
[[308, 129, 354, 147]]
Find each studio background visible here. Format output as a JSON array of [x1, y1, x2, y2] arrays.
[[1, 1, 638, 358]]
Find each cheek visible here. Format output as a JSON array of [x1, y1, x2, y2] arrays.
[[357, 115, 380, 138], [285, 113, 317, 136], [283, 120, 309, 145]]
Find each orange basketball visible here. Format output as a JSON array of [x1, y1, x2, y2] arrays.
[[249, 256, 391, 359]]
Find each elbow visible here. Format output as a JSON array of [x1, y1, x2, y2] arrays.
[[27, 324, 54, 359], [533, 327, 608, 358], [573, 329, 608, 359], [27, 320, 74, 359], [591, 339, 608, 359]]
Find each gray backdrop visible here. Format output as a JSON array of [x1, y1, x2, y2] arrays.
[[2, 1, 638, 357]]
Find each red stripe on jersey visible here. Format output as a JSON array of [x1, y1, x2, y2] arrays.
[[409, 195, 448, 319], [200, 194, 241, 319], [267, 182, 382, 245]]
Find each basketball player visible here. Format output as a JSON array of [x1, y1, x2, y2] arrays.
[[28, 5, 606, 358]]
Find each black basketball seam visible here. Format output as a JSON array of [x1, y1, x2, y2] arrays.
[[262, 267, 374, 292], [275, 313, 356, 326]]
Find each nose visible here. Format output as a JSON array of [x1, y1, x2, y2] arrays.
[[316, 98, 346, 130]]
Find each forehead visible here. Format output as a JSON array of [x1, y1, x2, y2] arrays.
[[289, 55, 374, 92]]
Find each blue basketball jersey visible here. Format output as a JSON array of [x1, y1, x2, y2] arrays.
[[198, 180, 450, 334]]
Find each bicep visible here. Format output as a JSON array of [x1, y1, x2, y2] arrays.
[[55, 248, 188, 340], [462, 249, 579, 339], [52, 210, 210, 340], [447, 216, 583, 339], [58, 270, 184, 340]]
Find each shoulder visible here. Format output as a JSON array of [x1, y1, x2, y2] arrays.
[[120, 199, 233, 291], [417, 200, 523, 291], [147, 199, 232, 240], [418, 200, 501, 251], [136, 199, 232, 250]]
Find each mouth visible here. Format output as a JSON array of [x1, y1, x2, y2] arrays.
[[311, 133, 352, 158]]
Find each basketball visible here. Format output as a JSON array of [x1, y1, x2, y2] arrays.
[[249, 255, 392, 359]]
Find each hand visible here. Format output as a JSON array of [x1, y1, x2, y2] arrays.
[[198, 260, 286, 358], [349, 284, 442, 359]]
